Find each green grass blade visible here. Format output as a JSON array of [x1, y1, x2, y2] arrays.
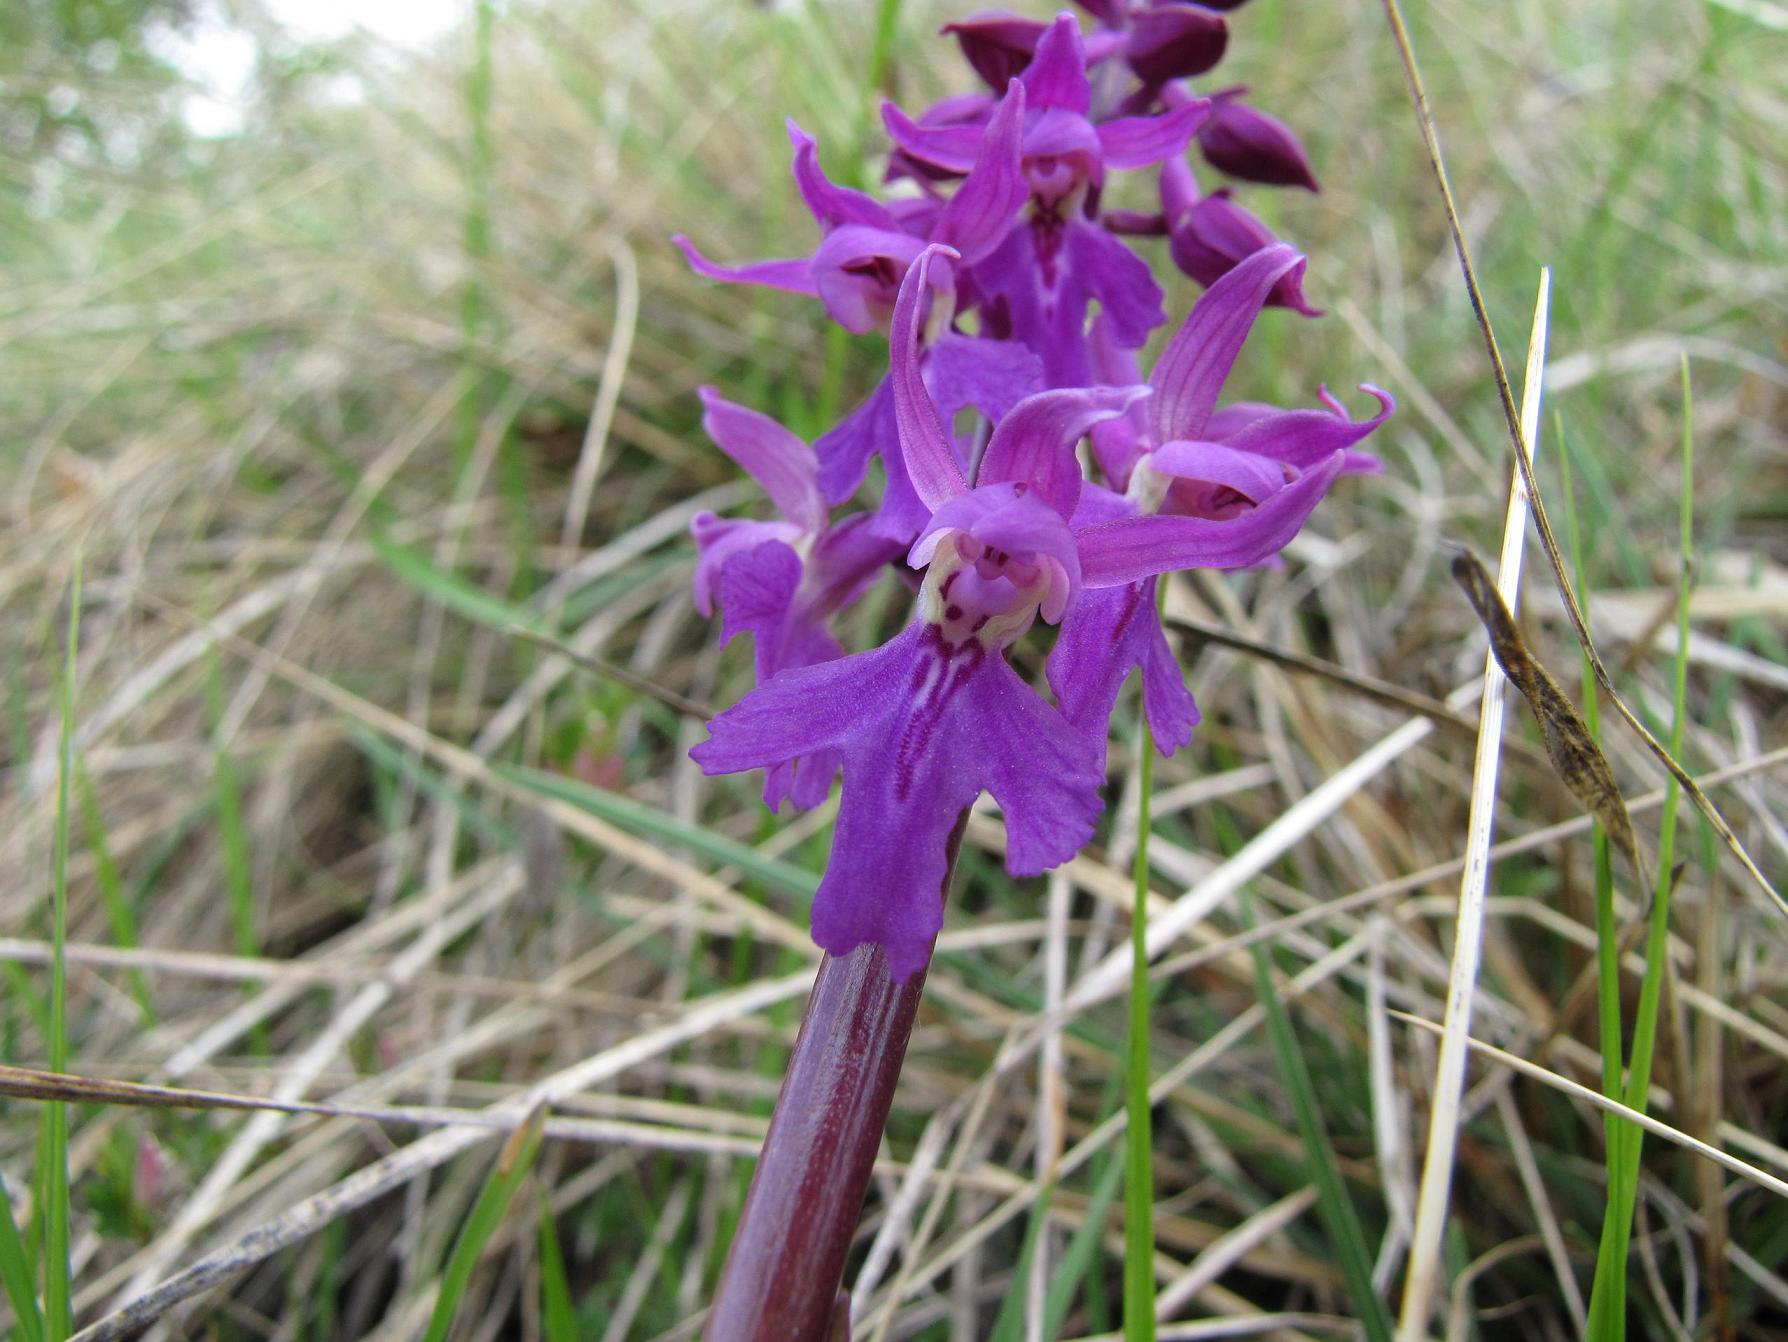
[[987, 1182, 1055, 1342], [43, 557, 82, 1342], [494, 762, 820, 901], [1587, 360, 1698, 1340], [75, 764, 153, 1024], [420, 1108, 546, 1342], [537, 1200, 578, 1342], [0, 1174, 45, 1342], [1124, 676, 1159, 1341], [1045, 1153, 1127, 1339], [1246, 897, 1393, 1342]]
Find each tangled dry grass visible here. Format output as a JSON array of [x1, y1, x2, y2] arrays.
[[2, 0, 1785, 1337]]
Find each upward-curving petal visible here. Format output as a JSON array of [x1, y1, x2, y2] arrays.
[[1215, 385, 1395, 469], [889, 245, 970, 511], [881, 101, 984, 173], [787, 121, 899, 232], [934, 81, 1029, 264], [1075, 449, 1345, 585], [673, 236, 818, 297], [976, 385, 1150, 519], [698, 388, 826, 533], [1096, 98, 1211, 170], [1019, 13, 1092, 115], [1148, 243, 1304, 443]]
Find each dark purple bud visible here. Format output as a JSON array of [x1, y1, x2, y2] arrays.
[[1196, 90, 1319, 191], [1074, 0, 1122, 25], [1127, 3, 1228, 84], [1169, 190, 1321, 314], [1104, 208, 1170, 236], [942, 11, 1048, 89]]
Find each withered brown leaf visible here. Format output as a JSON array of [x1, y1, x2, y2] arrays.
[[1452, 549, 1645, 879]]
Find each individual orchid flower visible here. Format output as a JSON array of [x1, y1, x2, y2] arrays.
[[692, 389, 904, 810], [678, 85, 1045, 544], [884, 14, 1211, 384], [1048, 243, 1391, 753], [1107, 156, 1318, 314], [673, 81, 1030, 334], [695, 245, 1347, 974]]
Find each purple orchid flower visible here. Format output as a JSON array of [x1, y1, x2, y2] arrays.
[[674, 81, 1030, 334], [694, 245, 1350, 974], [1105, 157, 1319, 314], [1048, 244, 1391, 754], [884, 14, 1210, 384], [692, 389, 904, 810]]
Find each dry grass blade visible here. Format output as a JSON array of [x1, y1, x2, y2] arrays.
[[1397, 269, 1550, 1342], [69, 970, 814, 1342], [506, 624, 713, 718], [1451, 548, 1644, 878], [1392, 1013, 1788, 1202], [1377, 0, 1784, 920], [1165, 612, 1504, 744]]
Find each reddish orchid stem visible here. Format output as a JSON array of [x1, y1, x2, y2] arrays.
[[704, 819, 966, 1341]]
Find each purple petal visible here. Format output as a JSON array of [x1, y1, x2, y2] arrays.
[[810, 225, 927, 333], [815, 375, 897, 506], [1046, 578, 1198, 756], [673, 235, 817, 296], [1150, 438, 1293, 504], [1086, 314, 1151, 488], [1019, 14, 1092, 115], [698, 388, 825, 533], [1148, 242, 1305, 443], [787, 121, 899, 231], [1198, 93, 1320, 192], [1159, 154, 1200, 223], [882, 101, 983, 173], [926, 331, 1045, 422], [1096, 99, 1212, 170], [691, 513, 800, 617], [977, 385, 1151, 519], [1067, 218, 1165, 350], [1126, 3, 1228, 84], [910, 484, 1083, 599], [942, 11, 1047, 89], [934, 81, 1028, 265], [717, 540, 831, 677], [1216, 385, 1395, 469], [1069, 480, 1138, 528], [805, 512, 905, 615], [1168, 192, 1321, 315], [890, 245, 969, 511], [1075, 449, 1345, 585], [692, 624, 1103, 976]]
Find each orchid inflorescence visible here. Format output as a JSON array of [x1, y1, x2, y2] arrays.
[[676, 3, 1392, 981]]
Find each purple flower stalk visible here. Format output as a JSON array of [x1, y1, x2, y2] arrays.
[[675, 5, 1391, 1330]]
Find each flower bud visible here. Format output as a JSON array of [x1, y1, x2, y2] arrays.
[[1196, 89, 1319, 191], [1127, 3, 1228, 84], [942, 12, 1048, 89], [1168, 190, 1321, 314]]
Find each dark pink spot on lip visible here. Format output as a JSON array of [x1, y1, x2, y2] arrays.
[[945, 604, 963, 621]]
